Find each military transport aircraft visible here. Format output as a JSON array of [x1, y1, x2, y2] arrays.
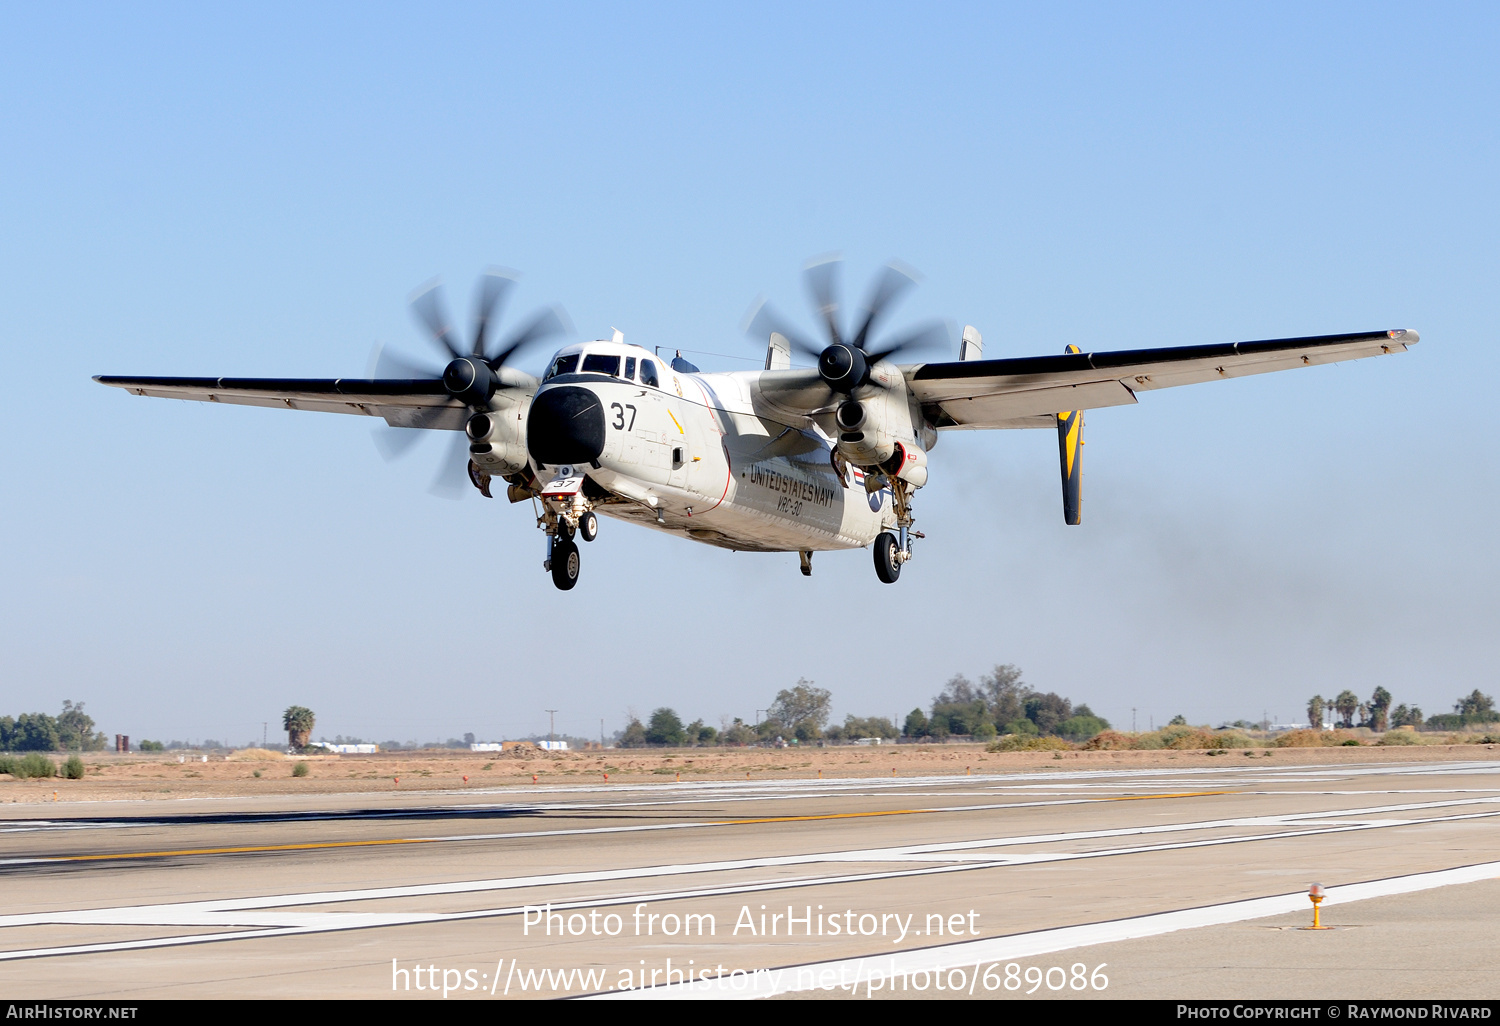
[[95, 262, 1418, 590]]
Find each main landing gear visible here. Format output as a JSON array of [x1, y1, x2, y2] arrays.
[[871, 474, 922, 585]]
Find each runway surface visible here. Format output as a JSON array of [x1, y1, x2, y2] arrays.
[[2, 757, 1497, 999]]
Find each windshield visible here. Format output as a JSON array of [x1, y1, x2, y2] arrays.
[[640, 359, 659, 387], [582, 353, 622, 377], [544, 354, 579, 380]]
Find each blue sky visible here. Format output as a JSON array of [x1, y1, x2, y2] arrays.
[[1, 3, 1495, 744]]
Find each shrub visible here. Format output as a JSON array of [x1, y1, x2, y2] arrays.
[[1080, 731, 1136, 751], [62, 756, 85, 779], [1274, 729, 1362, 748], [291, 762, 309, 777], [1376, 730, 1421, 746], [139, 740, 165, 752], [1057, 715, 1111, 742], [1, 753, 58, 778], [987, 734, 1073, 753]]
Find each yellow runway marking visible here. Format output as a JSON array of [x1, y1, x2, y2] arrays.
[[1106, 791, 1237, 802], [21, 791, 1236, 864]]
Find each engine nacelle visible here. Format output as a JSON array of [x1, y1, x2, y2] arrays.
[[835, 398, 896, 467], [465, 398, 529, 477], [881, 441, 929, 488]]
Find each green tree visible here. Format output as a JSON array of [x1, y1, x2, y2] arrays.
[[1056, 705, 1111, 742], [13, 713, 60, 751], [840, 715, 899, 740], [645, 708, 686, 746], [1025, 693, 1073, 735], [1456, 690, 1496, 725], [685, 719, 717, 745], [1306, 695, 1326, 729], [1168, 714, 1188, 727], [1390, 704, 1423, 728], [902, 708, 929, 738], [982, 664, 1030, 726], [1367, 687, 1392, 732], [1333, 690, 1359, 729], [57, 701, 106, 752], [929, 674, 993, 737], [769, 680, 832, 741], [282, 706, 315, 749], [719, 718, 756, 746], [617, 717, 648, 748]]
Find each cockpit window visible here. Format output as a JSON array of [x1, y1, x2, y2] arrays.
[[640, 359, 660, 388], [545, 354, 579, 380], [624, 356, 637, 380], [582, 353, 621, 377]]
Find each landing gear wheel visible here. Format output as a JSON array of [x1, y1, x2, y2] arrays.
[[873, 532, 901, 584], [551, 540, 581, 590], [578, 510, 598, 542]]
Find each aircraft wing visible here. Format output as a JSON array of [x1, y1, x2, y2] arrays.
[[905, 329, 1418, 430], [93, 375, 470, 430]]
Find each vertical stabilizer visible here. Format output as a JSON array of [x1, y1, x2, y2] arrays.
[[1055, 344, 1083, 525], [959, 325, 983, 361], [765, 331, 791, 370]]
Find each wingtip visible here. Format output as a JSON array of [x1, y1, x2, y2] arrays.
[[1389, 328, 1420, 345]]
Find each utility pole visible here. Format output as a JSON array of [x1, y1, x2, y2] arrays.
[[600, 718, 604, 747], [1132, 708, 1137, 733], [546, 710, 557, 747], [262, 722, 266, 747]]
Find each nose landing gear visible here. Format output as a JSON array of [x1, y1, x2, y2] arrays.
[[549, 533, 581, 590], [539, 492, 595, 591]]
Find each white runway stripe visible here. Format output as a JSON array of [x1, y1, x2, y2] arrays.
[[587, 861, 1500, 1000], [0, 798, 1495, 961]]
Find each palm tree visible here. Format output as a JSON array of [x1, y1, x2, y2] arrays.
[[1307, 695, 1326, 729], [1368, 687, 1393, 732], [282, 706, 315, 749], [1334, 690, 1359, 729]]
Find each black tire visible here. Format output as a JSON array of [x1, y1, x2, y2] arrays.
[[873, 532, 901, 584], [578, 510, 598, 542], [551, 540, 581, 590]]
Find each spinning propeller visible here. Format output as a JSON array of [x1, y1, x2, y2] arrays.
[[744, 257, 952, 400], [372, 270, 569, 496]]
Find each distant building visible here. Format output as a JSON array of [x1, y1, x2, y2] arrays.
[[321, 743, 379, 754], [536, 740, 569, 751], [469, 743, 503, 752]]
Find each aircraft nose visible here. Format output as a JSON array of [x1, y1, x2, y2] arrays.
[[527, 385, 606, 466]]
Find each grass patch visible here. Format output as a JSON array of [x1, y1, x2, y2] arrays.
[[230, 748, 286, 762]]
